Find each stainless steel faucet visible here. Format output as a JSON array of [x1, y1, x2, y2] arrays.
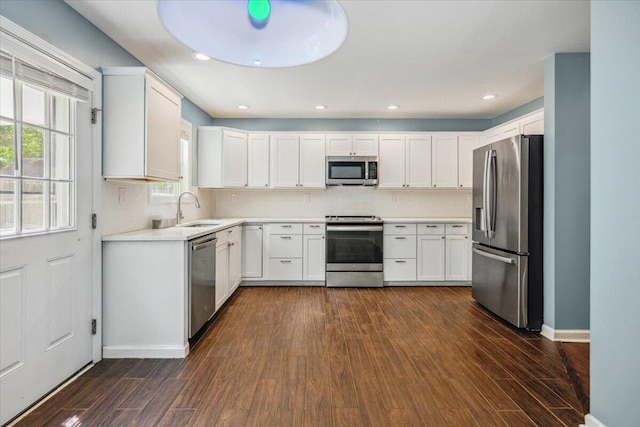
[[177, 191, 201, 224]]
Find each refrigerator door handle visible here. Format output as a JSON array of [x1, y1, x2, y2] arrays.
[[488, 150, 497, 237], [483, 150, 491, 236], [473, 247, 515, 264]]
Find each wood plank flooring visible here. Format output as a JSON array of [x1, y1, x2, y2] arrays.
[[12, 287, 587, 426]]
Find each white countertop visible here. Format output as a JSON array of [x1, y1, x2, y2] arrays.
[[102, 217, 471, 241]]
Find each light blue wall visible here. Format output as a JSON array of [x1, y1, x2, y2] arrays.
[[0, 0, 214, 129], [543, 53, 591, 331], [590, 2, 640, 426], [491, 97, 544, 127], [210, 118, 491, 132]]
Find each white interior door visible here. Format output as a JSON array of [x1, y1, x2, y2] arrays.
[[0, 26, 96, 424]]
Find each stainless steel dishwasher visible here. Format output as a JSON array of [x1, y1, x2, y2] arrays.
[[189, 233, 217, 338]]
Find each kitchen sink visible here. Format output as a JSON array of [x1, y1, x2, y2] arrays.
[[177, 222, 220, 228]]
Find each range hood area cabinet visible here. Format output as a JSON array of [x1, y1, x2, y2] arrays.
[[102, 67, 183, 181], [197, 127, 248, 188]]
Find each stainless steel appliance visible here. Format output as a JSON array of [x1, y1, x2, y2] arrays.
[[326, 216, 383, 287], [326, 156, 378, 186], [472, 135, 543, 330], [189, 233, 217, 338]]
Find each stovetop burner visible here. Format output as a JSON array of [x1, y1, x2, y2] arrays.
[[325, 215, 383, 223]]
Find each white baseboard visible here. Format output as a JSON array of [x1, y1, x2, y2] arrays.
[[103, 344, 189, 359], [581, 413, 607, 427], [540, 324, 590, 342]]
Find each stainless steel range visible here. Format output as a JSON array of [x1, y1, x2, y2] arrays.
[[325, 216, 383, 287]]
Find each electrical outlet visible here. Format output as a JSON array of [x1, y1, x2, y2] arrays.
[[231, 193, 237, 202], [304, 193, 310, 202], [119, 188, 126, 204], [391, 193, 397, 203]]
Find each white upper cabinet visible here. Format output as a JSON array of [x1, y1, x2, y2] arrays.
[[197, 127, 248, 188], [326, 134, 378, 156], [379, 134, 432, 189], [299, 134, 326, 188], [271, 134, 325, 188], [378, 135, 406, 188], [484, 109, 544, 144], [270, 134, 300, 188], [248, 134, 270, 188], [102, 67, 183, 181], [457, 135, 481, 188], [406, 135, 432, 188], [431, 135, 458, 188]]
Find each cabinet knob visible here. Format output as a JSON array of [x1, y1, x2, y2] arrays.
[[442, 236, 445, 239], [460, 185, 463, 187], [265, 184, 268, 187], [433, 184, 436, 187]]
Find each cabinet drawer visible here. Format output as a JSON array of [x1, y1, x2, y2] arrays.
[[384, 235, 417, 258], [445, 224, 469, 235], [383, 259, 417, 281], [269, 258, 303, 281], [383, 223, 417, 235], [303, 223, 325, 235], [269, 234, 303, 258], [270, 223, 303, 234], [417, 224, 445, 235]]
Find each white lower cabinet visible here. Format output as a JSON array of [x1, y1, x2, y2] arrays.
[[445, 224, 471, 281], [417, 234, 446, 281], [242, 225, 264, 279], [215, 226, 242, 309], [383, 223, 417, 281], [303, 234, 326, 281], [267, 223, 303, 281]]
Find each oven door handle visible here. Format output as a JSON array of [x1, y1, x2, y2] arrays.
[[326, 225, 384, 232]]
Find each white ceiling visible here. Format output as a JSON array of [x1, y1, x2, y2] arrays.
[[66, 0, 590, 119]]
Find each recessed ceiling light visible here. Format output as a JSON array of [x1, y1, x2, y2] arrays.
[[387, 105, 399, 110], [238, 105, 250, 110], [194, 52, 210, 61], [482, 94, 496, 100], [315, 105, 327, 110], [253, 57, 262, 66]]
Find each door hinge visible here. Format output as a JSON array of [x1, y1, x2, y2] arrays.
[[91, 319, 97, 335], [91, 108, 102, 124], [92, 213, 97, 229]]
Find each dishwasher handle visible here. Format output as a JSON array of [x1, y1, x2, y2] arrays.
[[192, 237, 217, 251]]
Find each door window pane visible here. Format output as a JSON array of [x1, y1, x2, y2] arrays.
[[0, 77, 14, 119], [0, 120, 17, 176], [0, 177, 17, 235], [22, 180, 45, 232], [51, 133, 71, 180], [51, 94, 70, 133], [22, 85, 46, 126], [22, 125, 46, 178], [50, 181, 71, 229]]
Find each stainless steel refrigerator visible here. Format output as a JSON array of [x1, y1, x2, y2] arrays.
[[472, 135, 543, 330]]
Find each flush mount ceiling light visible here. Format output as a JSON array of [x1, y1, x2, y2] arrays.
[[387, 105, 400, 110], [158, 0, 349, 68], [193, 52, 210, 61], [238, 105, 250, 110], [315, 105, 327, 110], [482, 94, 497, 100]]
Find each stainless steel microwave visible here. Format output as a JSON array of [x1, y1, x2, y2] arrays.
[[326, 156, 378, 186]]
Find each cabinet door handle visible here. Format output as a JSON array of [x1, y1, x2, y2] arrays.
[[280, 236, 292, 240], [426, 225, 438, 228], [281, 225, 292, 228], [310, 225, 320, 228], [280, 260, 292, 263], [395, 225, 406, 228], [395, 260, 406, 263], [395, 237, 406, 240], [452, 225, 463, 228]]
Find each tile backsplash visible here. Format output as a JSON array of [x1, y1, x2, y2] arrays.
[[212, 187, 471, 219], [101, 180, 214, 235]]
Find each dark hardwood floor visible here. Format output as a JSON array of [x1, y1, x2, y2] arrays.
[[559, 342, 590, 415], [12, 287, 588, 426]]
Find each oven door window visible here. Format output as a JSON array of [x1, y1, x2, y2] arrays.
[[326, 230, 383, 264], [328, 162, 365, 179]]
